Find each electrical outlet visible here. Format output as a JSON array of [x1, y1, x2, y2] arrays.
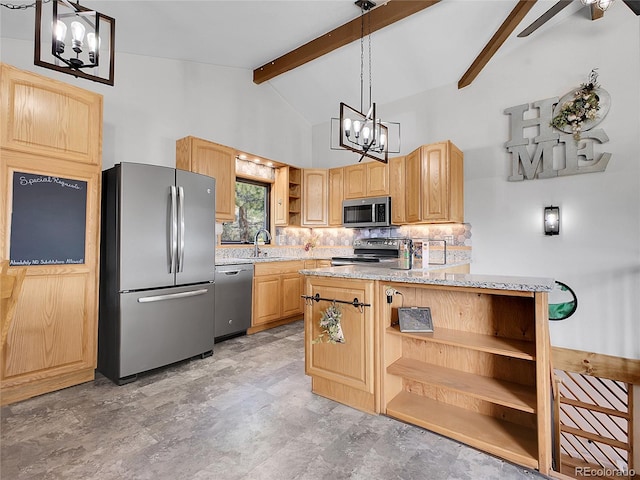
[[443, 235, 454, 245]]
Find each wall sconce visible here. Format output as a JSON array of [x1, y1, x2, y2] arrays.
[[34, 0, 115, 86], [544, 206, 560, 235]]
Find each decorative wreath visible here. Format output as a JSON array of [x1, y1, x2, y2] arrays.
[[551, 69, 601, 141], [312, 303, 345, 344]]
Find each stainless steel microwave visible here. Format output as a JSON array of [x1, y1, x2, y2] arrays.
[[342, 196, 392, 228]]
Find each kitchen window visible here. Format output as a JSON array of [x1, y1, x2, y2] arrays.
[[221, 178, 270, 244]]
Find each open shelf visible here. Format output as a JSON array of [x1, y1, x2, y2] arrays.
[[386, 391, 539, 470], [387, 325, 536, 360], [387, 357, 537, 413], [289, 167, 301, 184]]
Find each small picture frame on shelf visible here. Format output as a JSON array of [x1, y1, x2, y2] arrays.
[[398, 307, 434, 333]]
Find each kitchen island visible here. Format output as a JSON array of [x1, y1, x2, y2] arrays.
[[300, 264, 554, 475]]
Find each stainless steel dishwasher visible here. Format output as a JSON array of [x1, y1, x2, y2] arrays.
[[214, 264, 253, 342]]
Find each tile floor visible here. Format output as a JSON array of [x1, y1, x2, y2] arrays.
[[1, 320, 549, 479]]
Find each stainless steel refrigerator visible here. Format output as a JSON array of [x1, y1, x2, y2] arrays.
[[98, 162, 216, 385]]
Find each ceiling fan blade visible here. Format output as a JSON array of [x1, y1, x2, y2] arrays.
[[517, 0, 573, 37], [623, 0, 640, 15]]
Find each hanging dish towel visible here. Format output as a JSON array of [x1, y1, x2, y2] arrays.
[[313, 303, 345, 344]]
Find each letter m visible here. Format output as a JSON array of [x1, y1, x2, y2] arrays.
[[507, 141, 557, 181]]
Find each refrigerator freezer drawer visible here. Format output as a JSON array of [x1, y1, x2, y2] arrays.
[[100, 284, 215, 383]]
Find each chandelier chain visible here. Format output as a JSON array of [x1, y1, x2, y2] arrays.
[[368, 9, 372, 114], [359, 4, 365, 113], [0, 0, 50, 10]]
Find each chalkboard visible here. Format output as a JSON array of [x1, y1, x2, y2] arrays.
[[10, 172, 87, 266]]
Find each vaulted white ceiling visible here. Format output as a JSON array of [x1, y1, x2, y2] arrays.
[[1, 0, 625, 125]]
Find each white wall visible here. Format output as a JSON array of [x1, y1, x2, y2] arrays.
[[0, 39, 313, 170], [313, 8, 640, 359]]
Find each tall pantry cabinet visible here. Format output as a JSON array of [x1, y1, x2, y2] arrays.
[[0, 64, 103, 405]]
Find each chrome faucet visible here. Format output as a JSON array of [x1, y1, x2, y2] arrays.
[[253, 228, 272, 257]]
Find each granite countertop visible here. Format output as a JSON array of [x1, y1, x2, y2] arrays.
[[215, 256, 329, 266], [299, 264, 554, 293]]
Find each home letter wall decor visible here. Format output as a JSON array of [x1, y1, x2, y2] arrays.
[[504, 94, 611, 181]]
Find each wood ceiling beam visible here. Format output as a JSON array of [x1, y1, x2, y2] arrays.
[[458, 0, 538, 89], [253, 0, 440, 85]]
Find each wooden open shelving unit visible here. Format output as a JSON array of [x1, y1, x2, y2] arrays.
[[288, 167, 301, 226], [381, 282, 552, 475]]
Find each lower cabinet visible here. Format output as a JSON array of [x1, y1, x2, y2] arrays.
[[301, 273, 552, 475], [304, 276, 376, 413], [381, 282, 552, 475], [250, 261, 305, 333]]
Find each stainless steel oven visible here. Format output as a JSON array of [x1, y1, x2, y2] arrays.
[[331, 238, 402, 267]]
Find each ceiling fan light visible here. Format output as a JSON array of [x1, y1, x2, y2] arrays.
[[596, 0, 614, 11]]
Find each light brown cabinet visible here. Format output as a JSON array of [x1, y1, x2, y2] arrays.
[[274, 166, 302, 227], [304, 276, 376, 413], [250, 260, 305, 333], [367, 161, 390, 197], [405, 141, 464, 224], [0, 63, 103, 405], [176, 136, 236, 222], [344, 161, 389, 199], [382, 282, 551, 474], [328, 167, 344, 226], [389, 156, 406, 225], [288, 167, 302, 226], [301, 169, 328, 226], [343, 163, 366, 198], [274, 167, 289, 226]]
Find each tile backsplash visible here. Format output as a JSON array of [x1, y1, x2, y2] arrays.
[[275, 224, 472, 248], [218, 224, 471, 264]]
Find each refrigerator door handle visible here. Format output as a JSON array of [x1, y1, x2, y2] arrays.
[[170, 185, 178, 274], [178, 186, 185, 272], [137, 288, 209, 303]]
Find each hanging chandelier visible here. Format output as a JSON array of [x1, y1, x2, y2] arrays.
[[34, 0, 115, 85], [580, 0, 615, 11], [336, 0, 398, 164]]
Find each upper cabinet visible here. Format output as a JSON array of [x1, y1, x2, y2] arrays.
[[302, 169, 328, 226], [328, 167, 344, 226], [344, 163, 366, 199], [274, 166, 301, 227], [389, 156, 406, 225], [405, 141, 464, 224], [0, 63, 102, 165], [176, 136, 235, 222], [274, 167, 289, 226], [344, 161, 389, 199], [366, 161, 390, 197]]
